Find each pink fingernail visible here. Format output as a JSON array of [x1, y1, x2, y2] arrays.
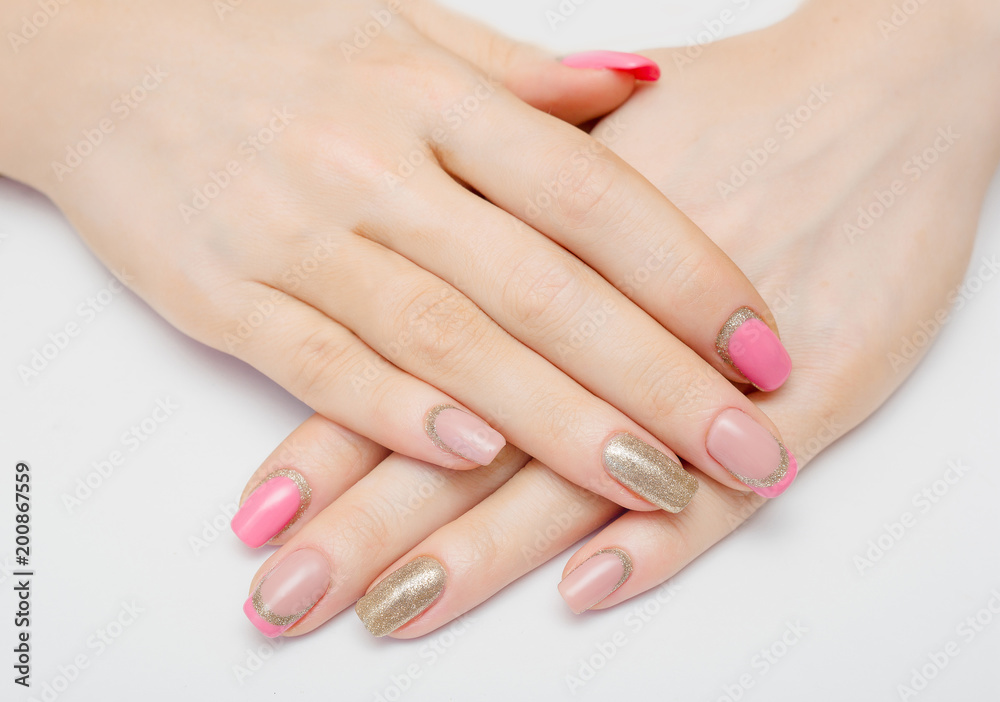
[[561, 51, 661, 81], [558, 548, 633, 614], [707, 408, 797, 498], [232, 471, 311, 548], [244, 549, 330, 638], [425, 405, 506, 466], [716, 308, 792, 392]]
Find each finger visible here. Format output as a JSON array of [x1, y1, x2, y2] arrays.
[[230, 413, 390, 548], [242, 445, 528, 638], [369, 168, 797, 498], [557, 381, 846, 612], [558, 477, 760, 613], [287, 234, 699, 513], [222, 283, 506, 471], [354, 459, 620, 638], [435, 88, 793, 392], [397, 0, 658, 124]]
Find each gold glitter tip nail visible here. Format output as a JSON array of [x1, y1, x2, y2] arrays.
[[355, 557, 447, 637], [603, 434, 698, 513], [715, 307, 761, 368]]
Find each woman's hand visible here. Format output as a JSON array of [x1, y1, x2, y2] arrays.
[[0, 0, 795, 513], [233, 0, 1000, 637]]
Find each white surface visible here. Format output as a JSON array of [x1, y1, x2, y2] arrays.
[[2, 1, 999, 700]]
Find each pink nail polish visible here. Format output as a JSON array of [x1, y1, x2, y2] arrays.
[[232, 471, 311, 548], [244, 549, 330, 638], [716, 308, 792, 392], [561, 51, 661, 81], [425, 405, 506, 466], [558, 548, 633, 614], [706, 408, 797, 498]]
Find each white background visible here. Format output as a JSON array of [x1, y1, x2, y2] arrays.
[[2, 1, 998, 700]]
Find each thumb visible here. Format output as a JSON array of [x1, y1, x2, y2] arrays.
[[399, 0, 660, 125]]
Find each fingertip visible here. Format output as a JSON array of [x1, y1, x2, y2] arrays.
[[506, 58, 636, 124], [561, 50, 661, 81]]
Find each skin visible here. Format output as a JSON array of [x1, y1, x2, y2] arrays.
[[237, 0, 1000, 637], [0, 0, 798, 511]]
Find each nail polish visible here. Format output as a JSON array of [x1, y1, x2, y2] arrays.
[[706, 408, 797, 498], [244, 549, 330, 637], [561, 51, 661, 81], [355, 557, 446, 637], [231, 470, 311, 548], [603, 433, 698, 513], [558, 548, 633, 614], [425, 405, 506, 465], [716, 308, 792, 392]]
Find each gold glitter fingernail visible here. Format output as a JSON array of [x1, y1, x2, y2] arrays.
[[603, 434, 698, 513], [355, 557, 447, 637]]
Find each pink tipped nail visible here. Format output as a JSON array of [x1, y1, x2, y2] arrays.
[[558, 548, 633, 614], [717, 308, 792, 392], [706, 408, 797, 498], [561, 51, 661, 81], [244, 549, 330, 638], [243, 598, 287, 638], [232, 473, 309, 548]]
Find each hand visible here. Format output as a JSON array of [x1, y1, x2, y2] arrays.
[[0, 0, 795, 514], [232, 0, 1000, 637]]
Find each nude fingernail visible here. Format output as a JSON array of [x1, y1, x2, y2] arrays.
[[231, 470, 311, 548], [355, 557, 446, 637], [558, 548, 633, 614], [603, 433, 698, 513], [425, 405, 506, 465], [716, 307, 792, 392], [707, 408, 797, 498], [243, 549, 330, 638], [561, 51, 661, 81]]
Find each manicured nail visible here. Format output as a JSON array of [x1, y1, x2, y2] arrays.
[[561, 51, 661, 81], [603, 433, 698, 513], [425, 405, 506, 465], [355, 557, 446, 637], [243, 549, 330, 638], [231, 470, 311, 548], [706, 408, 797, 498], [716, 307, 792, 392], [558, 548, 633, 614]]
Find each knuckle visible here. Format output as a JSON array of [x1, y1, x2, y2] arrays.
[[523, 389, 587, 441], [336, 499, 400, 558], [288, 119, 396, 197], [448, 517, 509, 573], [287, 327, 362, 399], [639, 377, 689, 423], [547, 149, 625, 230], [657, 248, 715, 306], [501, 251, 587, 336], [388, 285, 483, 371]]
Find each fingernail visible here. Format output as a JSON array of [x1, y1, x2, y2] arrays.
[[355, 557, 446, 637], [425, 405, 506, 465], [558, 548, 633, 614], [707, 408, 797, 498], [243, 549, 330, 638], [716, 307, 792, 392], [603, 433, 698, 513], [231, 470, 312, 548], [561, 51, 661, 81]]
